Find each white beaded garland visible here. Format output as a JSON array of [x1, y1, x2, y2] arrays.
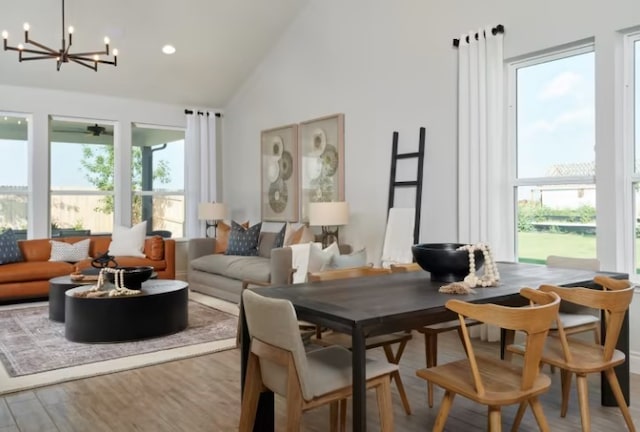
[[457, 243, 500, 288], [87, 267, 142, 297]]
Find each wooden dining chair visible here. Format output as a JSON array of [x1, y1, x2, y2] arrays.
[[240, 289, 397, 432], [415, 288, 560, 432], [307, 266, 414, 415], [507, 277, 635, 432], [546, 255, 601, 343], [390, 262, 481, 408]]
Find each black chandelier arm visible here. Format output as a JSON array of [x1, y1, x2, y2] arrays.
[[71, 49, 109, 57], [5, 46, 55, 56], [70, 57, 97, 71], [70, 54, 116, 65], [24, 36, 58, 54], [20, 55, 60, 61]]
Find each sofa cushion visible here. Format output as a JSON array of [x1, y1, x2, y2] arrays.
[[144, 236, 164, 260], [215, 221, 249, 254], [108, 221, 147, 257], [0, 261, 73, 283], [0, 229, 23, 265], [190, 254, 270, 283], [258, 231, 278, 259], [328, 248, 367, 269], [49, 238, 90, 262], [273, 224, 286, 249], [226, 222, 261, 256]]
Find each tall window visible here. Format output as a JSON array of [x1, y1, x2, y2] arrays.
[[131, 124, 185, 238], [511, 47, 596, 263], [50, 118, 115, 236], [0, 115, 29, 238], [629, 34, 640, 274]]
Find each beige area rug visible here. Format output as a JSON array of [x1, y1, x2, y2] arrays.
[[0, 291, 238, 395]]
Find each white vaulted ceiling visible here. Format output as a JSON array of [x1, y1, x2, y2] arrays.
[[0, 0, 309, 107]]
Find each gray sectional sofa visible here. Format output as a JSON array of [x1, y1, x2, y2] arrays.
[[187, 231, 294, 303]]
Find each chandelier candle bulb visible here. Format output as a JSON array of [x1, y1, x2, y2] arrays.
[[23, 23, 30, 31], [68, 26, 74, 34], [2, 30, 8, 39], [104, 36, 110, 45]]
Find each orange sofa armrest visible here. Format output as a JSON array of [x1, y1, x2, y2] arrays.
[[162, 239, 176, 280]]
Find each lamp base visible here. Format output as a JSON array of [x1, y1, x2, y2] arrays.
[[205, 221, 218, 238], [321, 226, 339, 249]]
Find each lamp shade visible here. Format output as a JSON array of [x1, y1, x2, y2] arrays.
[[198, 202, 227, 221], [309, 202, 349, 226]]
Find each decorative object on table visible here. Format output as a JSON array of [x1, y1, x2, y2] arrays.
[[299, 114, 345, 222], [261, 124, 299, 222], [198, 202, 227, 237], [1, 0, 118, 71], [412, 242, 484, 283], [308, 201, 349, 248], [437, 244, 500, 294], [90, 251, 118, 269], [73, 267, 150, 297]]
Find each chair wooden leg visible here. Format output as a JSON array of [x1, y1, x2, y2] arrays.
[[528, 397, 550, 432], [339, 399, 347, 432], [330, 401, 339, 432], [510, 402, 527, 432], [604, 368, 636, 431], [433, 390, 455, 432], [424, 332, 437, 408], [375, 375, 395, 432], [560, 369, 572, 417], [383, 342, 411, 415], [239, 353, 263, 432], [576, 374, 591, 432], [593, 326, 601, 345], [488, 406, 502, 432]]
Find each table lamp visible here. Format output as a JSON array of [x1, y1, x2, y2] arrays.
[[198, 202, 227, 237], [309, 201, 349, 248]]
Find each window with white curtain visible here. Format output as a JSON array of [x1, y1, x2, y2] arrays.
[[509, 46, 596, 263], [0, 114, 29, 238], [627, 33, 640, 275]]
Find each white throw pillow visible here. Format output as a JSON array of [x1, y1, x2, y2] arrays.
[[108, 221, 147, 257], [328, 248, 367, 269], [308, 242, 341, 273], [49, 238, 91, 263]]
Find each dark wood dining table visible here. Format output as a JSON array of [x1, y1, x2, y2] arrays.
[[240, 262, 629, 432]]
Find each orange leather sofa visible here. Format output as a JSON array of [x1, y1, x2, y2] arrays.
[[0, 236, 175, 302]]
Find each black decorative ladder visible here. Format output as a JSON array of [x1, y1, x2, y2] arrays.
[[387, 127, 425, 245]]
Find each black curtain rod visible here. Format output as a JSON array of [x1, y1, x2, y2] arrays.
[[452, 24, 504, 48], [184, 109, 222, 117]]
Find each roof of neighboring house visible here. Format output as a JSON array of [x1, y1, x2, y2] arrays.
[[545, 161, 595, 177]]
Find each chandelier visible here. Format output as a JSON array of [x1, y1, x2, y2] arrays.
[[1, 0, 117, 71]]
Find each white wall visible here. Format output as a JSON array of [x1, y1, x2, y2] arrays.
[[0, 84, 188, 238], [222, 0, 640, 367]]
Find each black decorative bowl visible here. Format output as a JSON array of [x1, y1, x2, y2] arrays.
[[105, 266, 154, 290], [411, 243, 485, 283]]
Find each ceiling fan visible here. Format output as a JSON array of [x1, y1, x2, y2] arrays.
[[53, 123, 114, 137]]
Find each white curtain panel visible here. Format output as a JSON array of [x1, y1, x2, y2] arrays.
[[185, 111, 218, 238], [457, 26, 507, 342]]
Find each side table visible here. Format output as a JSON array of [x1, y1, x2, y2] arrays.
[[49, 276, 94, 322]]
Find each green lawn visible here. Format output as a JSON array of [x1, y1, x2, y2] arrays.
[[518, 231, 640, 273]]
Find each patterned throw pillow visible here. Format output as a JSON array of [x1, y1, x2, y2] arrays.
[[225, 221, 262, 256], [0, 229, 23, 265], [215, 221, 249, 254], [49, 238, 91, 263], [273, 223, 287, 249]]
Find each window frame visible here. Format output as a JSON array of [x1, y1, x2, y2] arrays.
[[507, 43, 596, 261]]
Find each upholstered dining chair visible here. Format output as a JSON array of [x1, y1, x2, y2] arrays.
[[416, 288, 560, 432], [390, 262, 481, 408], [240, 289, 397, 432], [307, 266, 413, 415], [507, 277, 635, 432], [546, 255, 602, 343]]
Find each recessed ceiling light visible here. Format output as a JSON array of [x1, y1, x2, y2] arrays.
[[162, 45, 176, 55]]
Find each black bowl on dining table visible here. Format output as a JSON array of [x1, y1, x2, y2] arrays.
[[105, 266, 154, 290], [411, 243, 484, 283]]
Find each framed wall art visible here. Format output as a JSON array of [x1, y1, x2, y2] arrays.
[[299, 113, 345, 221], [260, 124, 299, 221]]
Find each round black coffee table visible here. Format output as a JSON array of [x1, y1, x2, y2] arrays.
[[64, 280, 189, 343], [49, 276, 96, 322]]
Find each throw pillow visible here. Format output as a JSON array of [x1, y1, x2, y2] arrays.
[[328, 248, 367, 269], [308, 242, 341, 273], [49, 238, 91, 262], [289, 225, 314, 245], [225, 221, 262, 256], [273, 223, 287, 249], [0, 229, 23, 265], [145, 236, 164, 260], [108, 220, 147, 257], [282, 222, 296, 246], [215, 221, 249, 254]]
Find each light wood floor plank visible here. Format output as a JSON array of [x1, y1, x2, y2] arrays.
[[0, 330, 638, 431]]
